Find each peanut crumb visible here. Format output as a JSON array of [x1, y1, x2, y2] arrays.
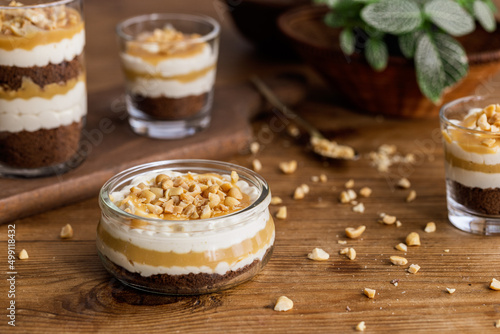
[[345, 225, 366, 239], [249, 142, 260, 154], [311, 175, 319, 183], [424, 222, 436, 233], [276, 206, 287, 220], [274, 296, 293, 312], [406, 190, 417, 202], [279, 160, 297, 174], [345, 179, 354, 189], [319, 174, 328, 183], [490, 278, 500, 291], [495, 320, 500, 328], [444, 249, 450, 253], [18, 249, 28, 260], [408, 264, 420, 274], [340, 189, 357, 203], [406, 232, 421, 246], [395, 243, 407, 252], [294, 184, 309, 200], [252, 159, 262, 172], [380, 214, 396, 225], [60, 224, 74, 239], [396, 220, 402, 228], [364, 288, 376, 299], [356, 321, 366, 332], [359, 187, 372, 197], [446, 288, 456, 294], [339, 247, 349, 255], [352, 203, 365, 213], [338, 240, 347, 245], [287, 124, 300, 138], [347, 247, 356, 260], [390, 256, 408, 266], [308, 248, 330, 261], [270, 196, 283, 205], [397, 178, 411, 189]]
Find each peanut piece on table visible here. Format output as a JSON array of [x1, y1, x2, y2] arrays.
[[346, 226, 366, 239], [276, 206, 287, 220], [274, 296, 293, 312], [19, 249, 28, 260], [390, 256, 408, 266], [364, 288, 376, 299], [308, 248, 330, 261], [406, 232, 421, 246], [356, 321, 366, 332], [60, 224, 74, 239], [424, 222, 436, 233], [408, 264, 421, 274]]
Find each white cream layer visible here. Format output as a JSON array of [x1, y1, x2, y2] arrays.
[[97, 232, 274, 276], [0, 29, 85, 67], [121, 43, 216, 77], [126, 69, 215, 98], [445, 162, 500, 189], [445, 140, 500, 165], [0, 81, 87, 132]]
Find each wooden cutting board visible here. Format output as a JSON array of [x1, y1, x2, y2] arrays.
[[0, 76, 307, 224]]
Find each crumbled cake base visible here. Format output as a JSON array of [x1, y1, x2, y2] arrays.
[[98, 246, 273, 295], [450, 180, 500, 215], [0, 121, 82, 168], [130, 93, 208, 120]]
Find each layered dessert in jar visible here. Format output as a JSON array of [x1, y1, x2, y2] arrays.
[[97, 160, 274, 295], [443, 103, 500, 215], [118, 17, 218, 120], [0, 0, 86, 175]]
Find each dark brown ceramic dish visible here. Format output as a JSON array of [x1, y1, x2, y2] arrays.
[[278, 5, 500, 118]]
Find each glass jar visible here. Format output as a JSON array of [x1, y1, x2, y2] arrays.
[[97, 159, 274, 295], [0, 0, 87, 177]]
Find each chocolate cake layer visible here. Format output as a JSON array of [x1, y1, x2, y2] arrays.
[[0, 121, 82, 168], [100, 246, 273, 295], [0, 55, 84, 91], [131, 93, 208, 120], [451, 180, 500, 215]]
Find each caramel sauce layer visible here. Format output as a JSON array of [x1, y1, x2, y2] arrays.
[[0, 21, 84, 51], [125, 42, 206, 65], [443, 129, 500, 155], [445, 150, 500, 173], [0, 73, 85, 100], [123, 64, 215, 83], [98, 216, 275, 270]]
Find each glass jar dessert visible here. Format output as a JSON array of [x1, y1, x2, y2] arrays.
[[116, 14, 219, 139], [0, 0, 86, 177], [441, 96, 500, 234], [97, 160, 274, 295]]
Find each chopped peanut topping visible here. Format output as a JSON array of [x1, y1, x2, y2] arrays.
[[406, 190, 417, 202], [406, 232, 421, 246], [276, 206, 287, 220], [270, 196, 283, 205], [359, 187, 372, 198], [279, 160, 297, 174], [395, 243, 407, 252], [252, 159, 262, 172], [18, 249, 28, 260], [490, 278, 500, 290], [274, 296, 294, 311], [408, 264, 420, 274], [390, 256, 408, 266], [364, 288, 376, 299], [60, 224, 73, 239], [308, 248, 330, 261], [346, 225, 366, 239], [356, 321, 366, 332], [424, 222, 436, 233]]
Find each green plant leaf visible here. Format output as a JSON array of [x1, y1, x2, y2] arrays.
[[398, 31, 418, 58], [434, 33, 468, 88], [415, 33, 445, 102], [324, 12, 350, 28], [340, 28, 356, 55], [473, 0, 496, 32], [424, 0, 475, 36], [365, 38, 388, 71], [361, 0, 422, 34]]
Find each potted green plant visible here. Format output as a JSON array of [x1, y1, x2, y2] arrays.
[[278, 0, 500, 118]]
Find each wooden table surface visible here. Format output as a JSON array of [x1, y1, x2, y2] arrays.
[[2, 0, 500, 333]]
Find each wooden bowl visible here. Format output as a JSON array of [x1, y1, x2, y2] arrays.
[[225, 0, 309, 56], [278, 5, 500, 118]]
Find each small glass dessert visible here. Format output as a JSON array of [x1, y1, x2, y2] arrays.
[[0, 0, 86, 177], [97, 160, 274, 295], [441, 96, 500, 234], [116, 14, 219, 139]]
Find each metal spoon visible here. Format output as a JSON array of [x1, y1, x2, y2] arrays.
[[251, 76, 358, 161]]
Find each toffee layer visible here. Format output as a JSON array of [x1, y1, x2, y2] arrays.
[[450, 180, 500, 215]]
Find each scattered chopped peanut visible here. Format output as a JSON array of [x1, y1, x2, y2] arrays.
[[390, 256, 408, 266], [408, 264, 421, 274], [490, 278, 500, 290], [345, 225, 366, 239], [308, 248, 330, 261], [352, 203, 365, 213], [446, 288, 456, 294], [340, 189, 357, 203], [380, 214, 396, 225], [356, 321, 366, 332], [319, 174, 328, 183], [495, 320, 500, 328], [279, 160, 297, 174], [345, 179, 355, 189], [395, 243, 407, 252], [18, 249, 28, 260], [359, 187, 372, 197], [444, 249, 450, 253], [252, 159, 262, 172], [294, 186, 305, 200], [364, 288, 376, 299], [406, 232, 421, 246], [347, 248, 356, 260], [424, 222, 436, 233], [338, 240, 347, 245], [60, 224, 74, 239], [249, 142, 260, 154], [274, 296, 293, 312], [270, 196, 283, 205], [276, 206, 287, 220], [406, 190, 417, 202], [397, 178, 411, 189], [396, 220, 402, 228], [287, 124, 300, 138], [339, 248, 349, 255], [311, 175, 319, 182]]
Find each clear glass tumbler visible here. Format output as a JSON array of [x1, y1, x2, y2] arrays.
[[116, 14, 220, 139], [441, 95, 500, 235], [0, 0, 87, 178]]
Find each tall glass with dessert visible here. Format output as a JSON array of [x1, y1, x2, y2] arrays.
[[441, 96, 500, 234], [0, 0, 86, 177]]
